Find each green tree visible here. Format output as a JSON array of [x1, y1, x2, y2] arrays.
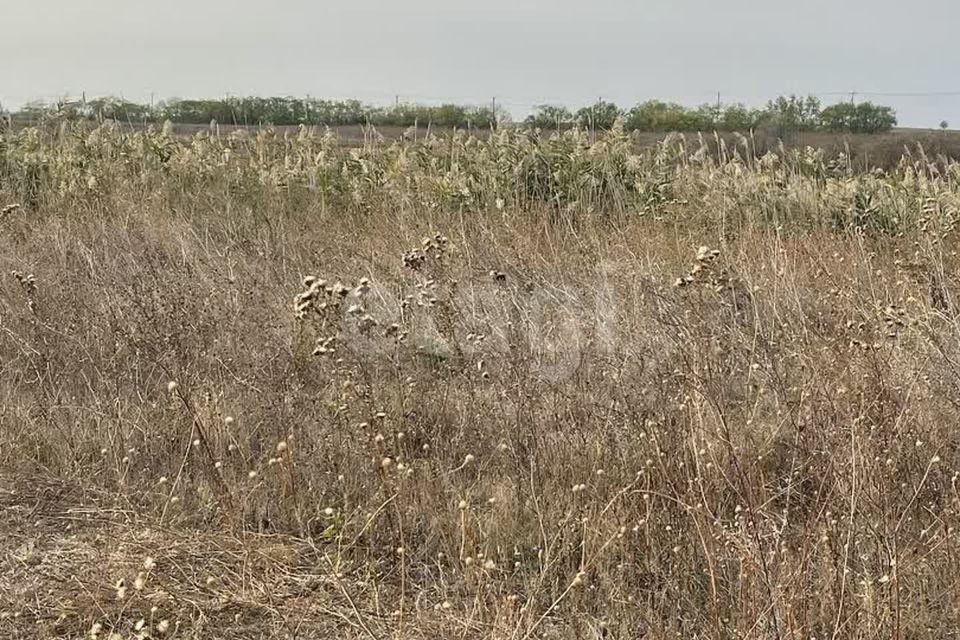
[[575, 101, 622, 130], [624, 100, 695, 131], [758, 95, 822, 134], [820, 102, 897, 134], [86, 96, 156, 122], [525, 104, 575, 130], [716, 103, 763, 131], [622, 100, 761, 132]]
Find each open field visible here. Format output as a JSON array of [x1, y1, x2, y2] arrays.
[[3, 123, 960, 638]]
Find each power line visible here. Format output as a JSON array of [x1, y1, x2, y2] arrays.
[[819, 91, 960, 98]]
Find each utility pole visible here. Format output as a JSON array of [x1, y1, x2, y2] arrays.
[[491, 96, 497, 129], [395, 94, 400, 108], [717, 91, 722, 110]]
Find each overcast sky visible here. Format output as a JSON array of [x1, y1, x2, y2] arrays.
[[3, 0, 959, 127]]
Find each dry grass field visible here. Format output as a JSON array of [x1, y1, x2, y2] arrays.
[[11, 113, 960, 169], [2, 122, 960, 638]]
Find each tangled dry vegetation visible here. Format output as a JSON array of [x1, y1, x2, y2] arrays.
[[3, 121, 960, 639]]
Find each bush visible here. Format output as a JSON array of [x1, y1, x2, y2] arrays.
[[574, 101, 622, 130], [755, 95, 823, 136], [820, 101, 898, 134], [625, 101, 698, 131], [524, 104, 576, 130]]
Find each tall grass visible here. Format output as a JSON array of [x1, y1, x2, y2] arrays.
[[2, 122, 960, 638]]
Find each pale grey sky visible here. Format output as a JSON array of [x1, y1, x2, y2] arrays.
[[3, 0, 959, 127]]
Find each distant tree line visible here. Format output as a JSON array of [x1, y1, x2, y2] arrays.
[[527, 95, 898, 134], [10, 94, 898, 134], [12, 96, 500, 129]]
